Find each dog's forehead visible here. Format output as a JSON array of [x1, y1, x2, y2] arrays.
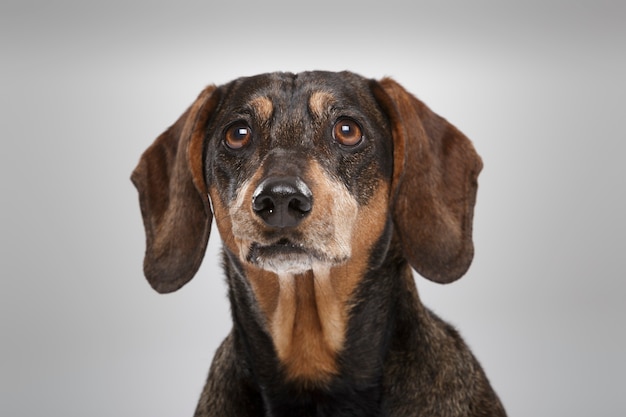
[[223, 71, 374, 115]]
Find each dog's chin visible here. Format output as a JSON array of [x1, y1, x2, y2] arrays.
[[246, 240, 336, 275], [246, 240, 312, 275]]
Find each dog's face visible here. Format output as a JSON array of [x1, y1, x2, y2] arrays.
[[132, 70, 482, 295], [205, 72, 393, 276]]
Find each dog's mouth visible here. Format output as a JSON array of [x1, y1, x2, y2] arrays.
[[245, 238, 328, 275], [249, 238, 306, 258], [247, 238, 309, 261]]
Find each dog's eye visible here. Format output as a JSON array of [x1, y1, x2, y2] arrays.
[[225, 123, 252, 149], [332, 118, 363, 147]]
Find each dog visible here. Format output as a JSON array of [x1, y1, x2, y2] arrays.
[[131, 71, 506, 416]]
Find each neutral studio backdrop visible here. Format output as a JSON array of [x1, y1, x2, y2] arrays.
[[2, 1, 624, 416]]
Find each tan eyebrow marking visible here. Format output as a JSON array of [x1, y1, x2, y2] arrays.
[[249, 96, 274, 122], [308, 91, 336, 119]]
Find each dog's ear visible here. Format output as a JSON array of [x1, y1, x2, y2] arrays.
[[131, 85, 219, 293], [372, 78, 483, 284]]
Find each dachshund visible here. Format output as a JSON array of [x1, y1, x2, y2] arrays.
[[131, 71, 506, 416]]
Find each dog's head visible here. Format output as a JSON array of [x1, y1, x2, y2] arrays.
[[131, 71, 482, 293]]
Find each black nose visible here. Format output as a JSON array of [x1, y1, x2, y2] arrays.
[[252, 177, 313, 228]]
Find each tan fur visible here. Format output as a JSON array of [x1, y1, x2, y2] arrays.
[[249, 96, 273, 122], [208, 185, 238, 256], [308, 91, 336, 119]]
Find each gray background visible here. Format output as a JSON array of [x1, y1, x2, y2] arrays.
[[2, 1, 624, 416]]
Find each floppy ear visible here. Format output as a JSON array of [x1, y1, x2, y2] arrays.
[[131, 85, 219, 293], [373, 78, 483, 284]]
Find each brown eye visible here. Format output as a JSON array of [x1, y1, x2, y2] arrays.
[[332, 118, 363, 147], [225, 123, 252, 149]]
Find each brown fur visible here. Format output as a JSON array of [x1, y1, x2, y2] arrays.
[[374, 78, 482, 283]]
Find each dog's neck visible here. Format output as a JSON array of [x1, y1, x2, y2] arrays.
[[262, 266, 346, 383], [223, 227, 417, 393]]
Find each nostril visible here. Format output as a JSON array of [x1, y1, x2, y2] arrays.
[[288, 194, 312, 215], [252, 177, 313, 228], [252, 195, 275, 214]]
